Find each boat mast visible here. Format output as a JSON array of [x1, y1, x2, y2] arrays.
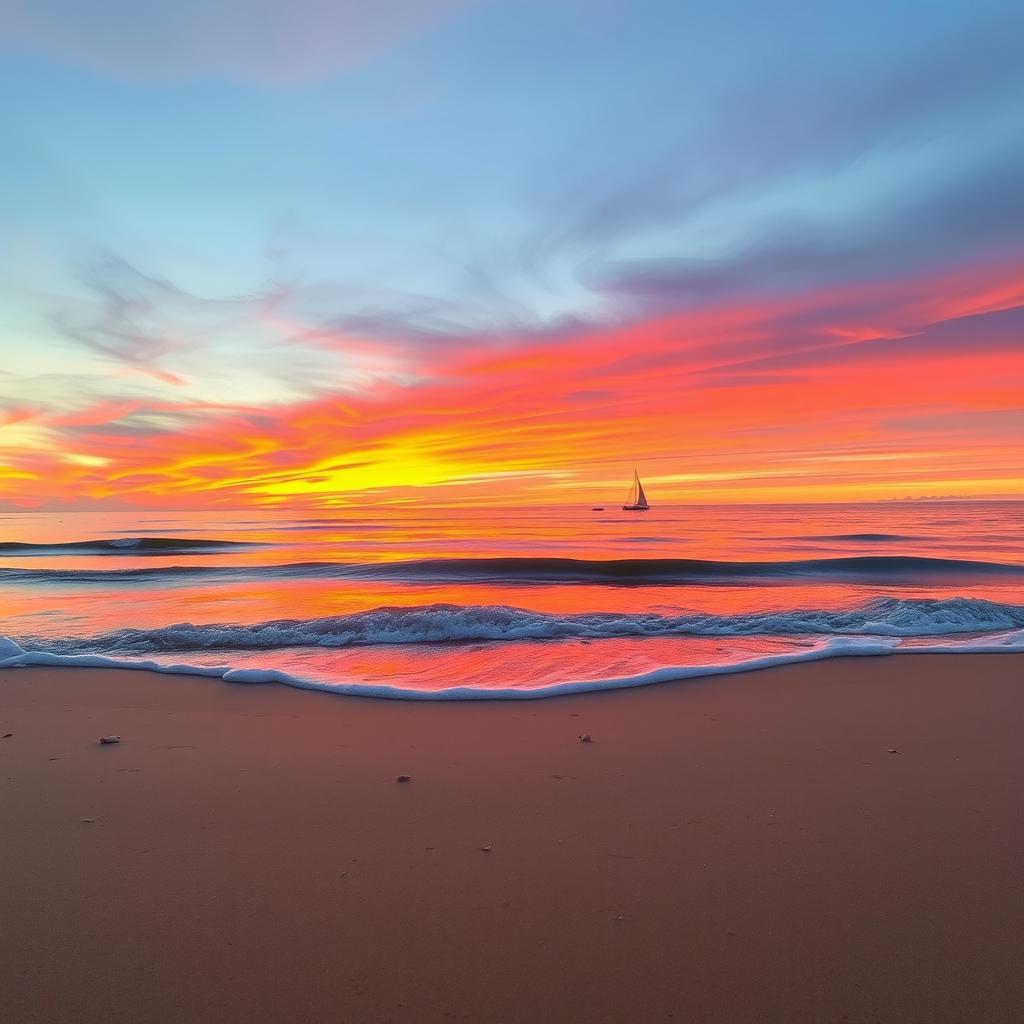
[[623, 468, 649, 509], [635, 474, 648, 509]]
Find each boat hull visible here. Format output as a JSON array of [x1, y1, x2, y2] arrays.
[[622, 505, 649, 511]]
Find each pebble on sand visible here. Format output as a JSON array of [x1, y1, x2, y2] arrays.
[[579, 733, 593, 743], [396, 775, 412, 783], [99, 735, 121, 745], [480, 845, 493, 852]]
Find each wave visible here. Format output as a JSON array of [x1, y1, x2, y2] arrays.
[[0, 537, 260, 557], [1, 554, 1022, 585], [2, 630, 1022, 701], [791, 533, 921, 542], [14, 597, 1024, 656], [367, 554, 1024, 581]]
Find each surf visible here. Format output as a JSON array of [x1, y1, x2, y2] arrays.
[[9, 595, 1024, 653], [2, 629, 1023, 701]]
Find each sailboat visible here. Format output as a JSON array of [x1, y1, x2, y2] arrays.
[[622, 470, 650, 511]]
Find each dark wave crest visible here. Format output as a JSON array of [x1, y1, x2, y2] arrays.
[[791, 533, 921, 543], [0, 537, 260, 557], [368, 554, 1023, 582], [1, 554, 1021, 586]]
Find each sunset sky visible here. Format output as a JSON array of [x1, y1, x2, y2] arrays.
[[1, 0, 1022, 508]]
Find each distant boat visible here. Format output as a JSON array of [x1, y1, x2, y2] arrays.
[[622, 470, 650, 511], [591, 507, 605, 511]]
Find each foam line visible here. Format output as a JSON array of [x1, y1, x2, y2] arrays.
[[16, 597, 1024, 654], [2, 631, 1023, 701]]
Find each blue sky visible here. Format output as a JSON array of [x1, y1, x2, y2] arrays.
[[4, 1, 1020, 311]]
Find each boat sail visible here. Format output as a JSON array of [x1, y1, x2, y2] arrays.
[[622, 470, 650, 511]]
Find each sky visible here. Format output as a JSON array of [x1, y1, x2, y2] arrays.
[[1, 0, 1022, 508]]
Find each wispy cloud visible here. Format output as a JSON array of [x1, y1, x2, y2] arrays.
[[523, 14, 1024, 314], [3, 1, 1022, 508], [5, 259, 1023, 507], [1, 0, 470, 84]]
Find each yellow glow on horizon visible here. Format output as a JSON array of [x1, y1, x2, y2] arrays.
[[62, 453, 111, 467], [1, 263, 1022, 510], [248, 446, 485, 498]]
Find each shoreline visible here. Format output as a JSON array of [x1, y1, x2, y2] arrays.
[[2, 629, 1022, 700], [3, 654, 1024, 1022]]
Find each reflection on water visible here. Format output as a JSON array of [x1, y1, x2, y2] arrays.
[[1, 502, 1022, 694]]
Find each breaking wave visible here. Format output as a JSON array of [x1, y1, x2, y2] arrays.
[[14, 596, 1024, 655], [2, 629, 1022, 701]]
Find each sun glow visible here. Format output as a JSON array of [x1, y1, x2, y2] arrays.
[[2, 263, 1022, 509]]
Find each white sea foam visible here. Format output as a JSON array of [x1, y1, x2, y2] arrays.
[[17, 597, 1024, 655], [2, 630, 1022, 701], [0, 636, 26, 660]]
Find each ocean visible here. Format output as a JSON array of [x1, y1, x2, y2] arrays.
[[1, 501, 1023, 698]]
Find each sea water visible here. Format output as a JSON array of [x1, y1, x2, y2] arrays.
[[1, 501, 1022, 698]]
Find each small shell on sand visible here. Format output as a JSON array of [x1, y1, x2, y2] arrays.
[[479, 845, 493, 852], [99, 735, 121, 745]]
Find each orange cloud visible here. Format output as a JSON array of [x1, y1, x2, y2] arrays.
[[3, 261, 1023, 509]]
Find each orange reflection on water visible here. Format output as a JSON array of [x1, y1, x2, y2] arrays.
[[1, 502, 1022, 647]]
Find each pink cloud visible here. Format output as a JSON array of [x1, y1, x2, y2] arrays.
[[1, 0, 469, 84], [5, 260, 1023, 509]]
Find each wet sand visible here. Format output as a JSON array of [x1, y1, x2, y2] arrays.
[[2, 654, 1023, 1023]]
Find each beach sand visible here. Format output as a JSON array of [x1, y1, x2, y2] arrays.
[[2, 654, 1023, 1023]]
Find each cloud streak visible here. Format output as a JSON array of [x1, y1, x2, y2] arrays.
[[4, 259, 1023, 508], [1, 0, 469, 84], [3, 1, 1022, 507]]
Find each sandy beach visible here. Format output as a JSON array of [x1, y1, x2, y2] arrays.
[[2, 654, 1023, 1023]]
